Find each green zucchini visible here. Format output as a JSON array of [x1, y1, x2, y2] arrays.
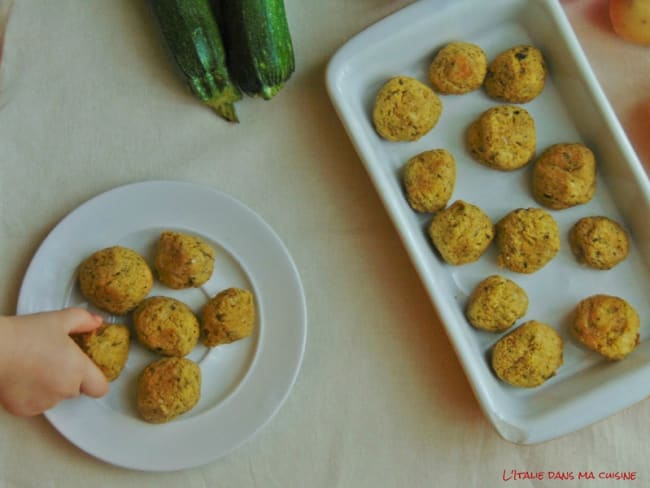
[[151, 0, 242, 122], [218, 0, 295, 100]]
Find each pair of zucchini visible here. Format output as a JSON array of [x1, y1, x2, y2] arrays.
[[151, 0, 295, 122]]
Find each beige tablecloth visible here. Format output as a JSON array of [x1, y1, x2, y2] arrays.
[[0, 0, 648, 486]]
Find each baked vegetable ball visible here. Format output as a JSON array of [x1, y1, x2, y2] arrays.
[[484, 45, 547, 103], [136, 357, 201, 424], [202, 288, 256, 347], [133, 296, 200, 357], [154, 231, 216, 289], [496, 208, 560, 274], [492, 320, 563, 388], [569, 216, 630, 270], [572, 294, 640, 360], [428, 41, 487, 94], [372, 76, 443, 142], [427, 200, 494, 265], [78, 246, 153, 315], [467, 105, 536, 170], [532, 143, 597, 210], [466, 275, 528, 332], [402, 149, 456, 213], [72, 323, 130, 381]]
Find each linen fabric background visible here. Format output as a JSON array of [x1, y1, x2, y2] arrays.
[[0, 1, 648, 486]]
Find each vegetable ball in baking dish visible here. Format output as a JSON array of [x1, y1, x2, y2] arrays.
[[402, 149, 456, 213], [492, 320, 563, 388], [572, 294, 640, 361], [429, 41, 488, 95], [484, 45, 547, 103], [569, 216, 629, 270], [466, 275, 528, 333], [372, 76, 442, 142], [427, 200, 494, 265], [496, 208, 560, 274], [467, 105, 536, 171], [532, 143, 597, 210]]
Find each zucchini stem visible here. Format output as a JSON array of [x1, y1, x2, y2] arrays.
[[207, 100, 239, 122], [204, 85, 241, 122]]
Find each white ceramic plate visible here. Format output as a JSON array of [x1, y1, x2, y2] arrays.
[[327, 0, 650, 444], [17, 180, 307, 471]]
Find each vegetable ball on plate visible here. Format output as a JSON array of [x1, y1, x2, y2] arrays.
[[202, 288, 256, 347], [154, 230, 216, 289], [136, 357, 201, 424], [372, 76, 442, 142], [133, 296, 200, 357], [78, 246, 153, 315], [72, 323, 130, 381]]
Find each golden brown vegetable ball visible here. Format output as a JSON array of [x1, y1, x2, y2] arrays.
[[569, 216, 630, 270], [154, 231, 216, 289], [136, 357, 201, 424], [429, 41, 488, 94], [372, 76, 443, 142], [202, 288, 256, 347], [427, 200, 494, 265], [532, 143, 597, 210], [572, 294, 640, 360], [466, 275, 528, 332], [72, 323, 130, 381], [402, 149, 456, 213], [133, 296, 200, 357], [496, 208, 560, 274], [484, 45, 547, 103], [78, 246, 153, 315], [492, 320, 563, 388], [467, 105, 536, 170]]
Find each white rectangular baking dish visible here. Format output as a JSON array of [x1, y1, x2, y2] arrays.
[[326, 0, 650, 444]]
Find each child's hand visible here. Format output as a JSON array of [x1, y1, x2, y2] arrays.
[[0, 308, 109, 416]]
